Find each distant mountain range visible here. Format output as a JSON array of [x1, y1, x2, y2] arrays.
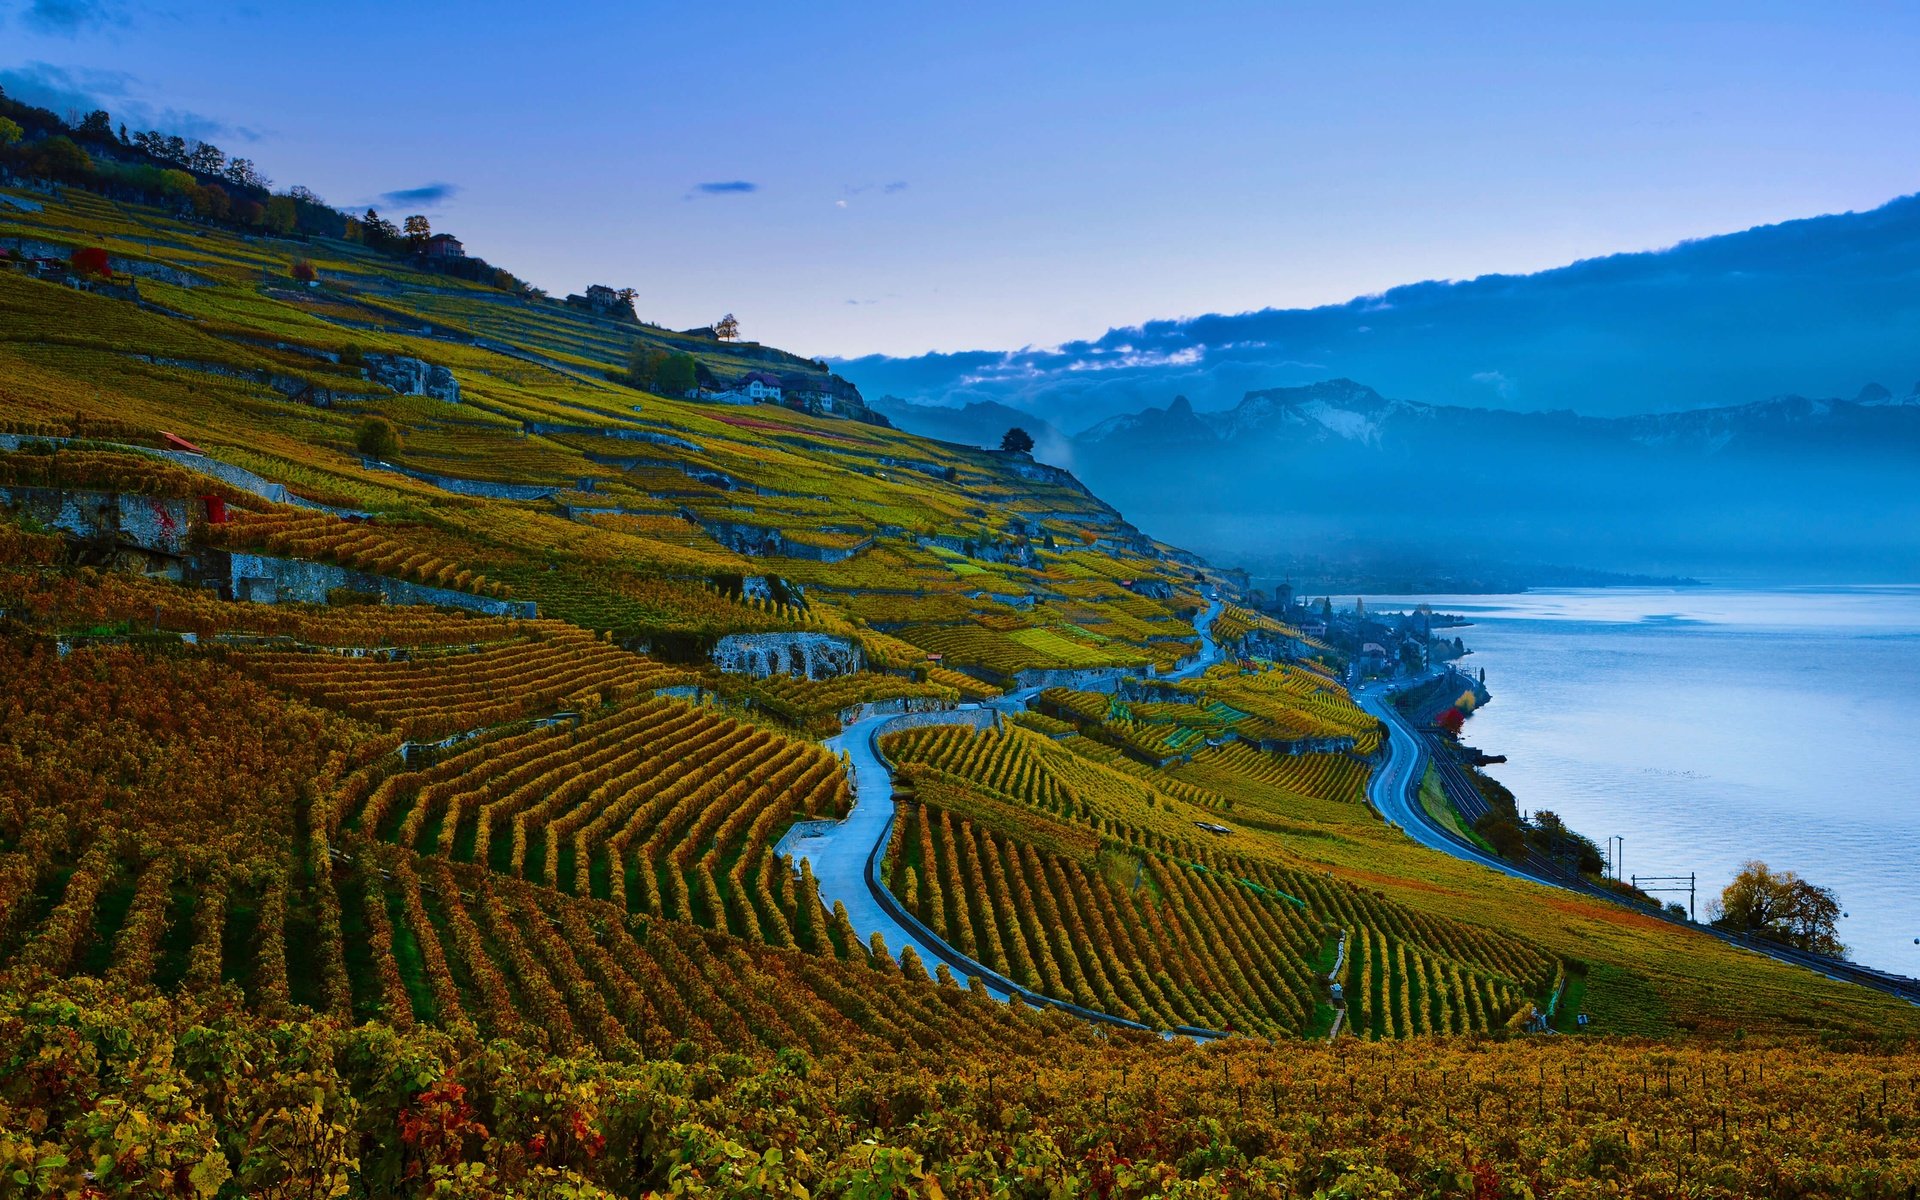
[[841, 192, 1920, 431], [879, 380, 1920, 582]]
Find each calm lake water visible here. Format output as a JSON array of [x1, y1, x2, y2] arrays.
[[1359, 586, 1920, 975]]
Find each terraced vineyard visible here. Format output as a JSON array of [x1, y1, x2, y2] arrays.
[[5, 107, 1919, 1199], [736, 669, 959, 732], [207, 508, 511, 596], [337, 695, 848, 946], [889, 800, 1332, 1034], [881, 719, 1558, 1038], [234, 623, 698, 739]]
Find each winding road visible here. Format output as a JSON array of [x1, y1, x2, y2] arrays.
[[1357, 673, 1920, 1007], [773, 597, 1226, 1022], [1355, 676, 1535, 884]]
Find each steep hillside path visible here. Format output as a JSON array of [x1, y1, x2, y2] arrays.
[[774, 598, 1227, 1026], [1357, 678, 1920, 1007]]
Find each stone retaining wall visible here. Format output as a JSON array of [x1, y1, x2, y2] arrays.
[[873, 707, 999, 738], [710, 631, 864, 679], [224, 551, 537, 617], [0, 487, 197, 557], [836, 696, 958, 727], [1008, 664, 1135, 692], [363, 459, 557, 501]]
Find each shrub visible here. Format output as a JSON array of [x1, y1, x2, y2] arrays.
[[69, 247, 112, 279], [356, 416, 401, 459]]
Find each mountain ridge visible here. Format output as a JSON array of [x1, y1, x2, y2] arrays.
[[877, 375, 1920, 581], [840, 190, 1920, 428]]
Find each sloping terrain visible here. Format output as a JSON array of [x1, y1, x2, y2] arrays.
[[3, 179, 1918, 1197]]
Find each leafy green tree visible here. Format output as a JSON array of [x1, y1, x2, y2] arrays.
[[1474, 814, 1528, 860], [355, 416, 401, 459], [626, 344, 666, 390], [404, 214, 431, 252], [1000, 427, 1035, 454], [191, 181, 231, 220], [30, 135, 91, 181], [0, 116, 26, 146], [265, 195, 298, 235], [625, 345, 697, 395], [361, 208, 400, 249], [1710, 860, 1846, 956], [654, 352, 698, 397]]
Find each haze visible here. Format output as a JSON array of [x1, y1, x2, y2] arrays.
[[5, 0, 1920, 358]]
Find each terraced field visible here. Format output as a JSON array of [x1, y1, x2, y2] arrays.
[[3, 149, 1917, 1200]]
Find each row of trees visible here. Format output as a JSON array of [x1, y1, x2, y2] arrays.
[[0, 88, 529, 291], [624, 343, 700, 396]]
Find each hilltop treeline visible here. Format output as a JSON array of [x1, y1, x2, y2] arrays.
[[0, 86, 525, 292]]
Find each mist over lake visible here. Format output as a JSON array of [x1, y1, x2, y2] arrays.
[[1363, 586, 1920, 974]]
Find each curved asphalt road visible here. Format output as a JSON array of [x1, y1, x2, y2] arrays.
[[774, 596, 1226, 993], [1354, 678, 1536, 884], [1356, 674, 1920, 1006], [774, 708, 1010, 992]]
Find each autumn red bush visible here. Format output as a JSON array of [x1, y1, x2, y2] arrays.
[[69, 246, 111, 278]]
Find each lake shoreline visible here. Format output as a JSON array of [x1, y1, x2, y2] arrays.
[[1361, 585, 1920, 976]]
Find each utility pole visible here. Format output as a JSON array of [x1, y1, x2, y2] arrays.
[[1633, 873, 1697, 921]]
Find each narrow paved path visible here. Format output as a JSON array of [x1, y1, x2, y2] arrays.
[[775, 708, 1014, 996], [775, 597, 1226, 1010], [1357, 675, 1920, 1007]]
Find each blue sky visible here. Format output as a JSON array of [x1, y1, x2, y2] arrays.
[[3, 1, 1918, 359]]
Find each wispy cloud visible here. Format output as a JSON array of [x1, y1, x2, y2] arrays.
[[18, 0, 130, 36], [0, 61, 233, 139], [690, 180, 758, 197], [1471, 369, 1514, 399], [837, 181, 909, 208], [374, 182, 459, 209]]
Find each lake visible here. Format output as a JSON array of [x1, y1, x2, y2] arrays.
[[1357, 586, 1920, 975]]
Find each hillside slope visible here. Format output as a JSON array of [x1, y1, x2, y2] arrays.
[[2, 174, 1917, 1196]]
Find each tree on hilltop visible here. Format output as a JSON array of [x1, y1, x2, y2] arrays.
[[714, 313, 740, 342], [1710, 860, 1846, 956], [265, 195, 297, 235], [1000, 427, 1035, 454], [360, 209, 400, 250], [404, 214, 432, 253]]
